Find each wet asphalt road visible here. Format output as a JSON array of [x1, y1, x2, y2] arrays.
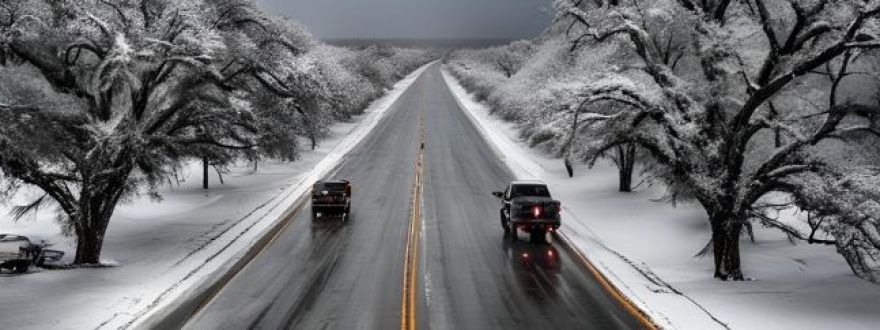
[[181, 64, 640, 330]]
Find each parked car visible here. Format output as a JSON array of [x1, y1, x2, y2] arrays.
[[311, 179, 352, 218], [492, 180, 561, 243], [0, 234, 64, 274]]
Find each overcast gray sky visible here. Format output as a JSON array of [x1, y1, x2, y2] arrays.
[[255, 0, 553, 40]]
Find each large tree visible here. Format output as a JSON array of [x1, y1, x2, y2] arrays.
[[0, 0, 310, 264], [555, 0, 880, 281]]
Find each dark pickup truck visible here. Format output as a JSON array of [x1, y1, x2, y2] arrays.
[[311, 179, 352, 218], [492, 180, 561, 243]]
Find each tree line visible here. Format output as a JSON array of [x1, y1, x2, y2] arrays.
[[447, 0, 880, 283], [0, 0, 433, 265]]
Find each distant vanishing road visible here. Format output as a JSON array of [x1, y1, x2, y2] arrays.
[[160, 63, 641, 330]]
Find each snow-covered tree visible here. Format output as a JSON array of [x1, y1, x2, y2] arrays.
[[0, 0, 311, 264], [554, 0, 880, 281], [560, 101, 642, 192], [496, 40, 536, 78]]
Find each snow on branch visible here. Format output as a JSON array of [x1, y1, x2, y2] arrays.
[[574, 84, 653, 111], [83, 11, 113, 42]]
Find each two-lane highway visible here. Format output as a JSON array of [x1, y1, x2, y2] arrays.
[[176, 64, 641, 330]]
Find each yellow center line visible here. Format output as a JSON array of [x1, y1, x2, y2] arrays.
[[401, 78, 427, 330]]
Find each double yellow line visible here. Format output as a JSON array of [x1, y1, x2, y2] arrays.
[[400, 79, 427, 330]]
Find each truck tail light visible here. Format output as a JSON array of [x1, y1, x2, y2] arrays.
[[532, 205, 542, 218]]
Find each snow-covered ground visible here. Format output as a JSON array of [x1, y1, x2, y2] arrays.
[[441, 68, 880, 330], [0, 63, 432, 330]]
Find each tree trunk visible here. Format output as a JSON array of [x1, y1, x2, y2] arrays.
[[564, 157, 574, 177], [774, 128, 782, 148], [618, 165, 632, 192], [72, 178, 128, 265], [202, 156, 209, 189], [74, 225, 106, 265], [709, 210, 745, 280], [616, 143, 636, 192]]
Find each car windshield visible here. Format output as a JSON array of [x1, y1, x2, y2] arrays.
[[315, 182, 347, 192], [510, 184, 550, 198]]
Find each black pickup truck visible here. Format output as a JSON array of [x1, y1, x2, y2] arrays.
[[311, 179, 352, 218], [492, 180, 561, 243]]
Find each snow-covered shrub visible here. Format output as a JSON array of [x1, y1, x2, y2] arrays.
[[343, 45, 435, 93]]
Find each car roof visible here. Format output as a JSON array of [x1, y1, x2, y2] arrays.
[[511, 180, 546, 185]]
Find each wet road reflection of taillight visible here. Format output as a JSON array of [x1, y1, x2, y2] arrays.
[[505, 240, 561, 270]]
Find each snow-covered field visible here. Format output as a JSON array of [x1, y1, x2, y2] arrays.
[[0, 63, 431, 330], [442, 68, 880, 330]]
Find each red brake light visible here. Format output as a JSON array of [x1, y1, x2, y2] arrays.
[[532, 205, 541, 218]]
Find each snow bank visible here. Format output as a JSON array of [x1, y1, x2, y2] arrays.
[[0, 62, 433, 330], [441, 68, 880, 330]]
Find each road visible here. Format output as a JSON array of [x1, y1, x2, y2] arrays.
[[178, 64, 641, 330]]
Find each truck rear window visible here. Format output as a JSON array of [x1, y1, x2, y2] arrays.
[[314, 182, 347, 191], [511, 184, 550, 198]]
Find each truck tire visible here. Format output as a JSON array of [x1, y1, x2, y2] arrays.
[[500, 212, 510, 234]]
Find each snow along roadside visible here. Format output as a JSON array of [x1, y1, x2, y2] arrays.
[[440, 67, 725, 329], [111, 62, 435, 329]]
